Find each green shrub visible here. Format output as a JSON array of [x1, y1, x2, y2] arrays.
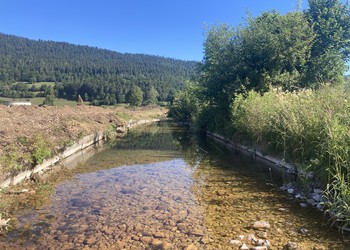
[[30, 135, 52, 165]]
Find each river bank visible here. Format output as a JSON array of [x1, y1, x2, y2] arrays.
[[0, 105, 167, 179], [0, 105, 167, 229]]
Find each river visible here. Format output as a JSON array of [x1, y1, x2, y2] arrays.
[[0, 121, 349, 249]]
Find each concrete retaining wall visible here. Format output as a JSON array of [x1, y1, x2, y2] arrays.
[[0, 118, 162, 188], [206, 132, 297, 173], [207, 131, 315, 180], [0, 131, 105, 188]]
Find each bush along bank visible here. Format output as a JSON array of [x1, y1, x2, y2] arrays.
[[231, 85, 350, 230]]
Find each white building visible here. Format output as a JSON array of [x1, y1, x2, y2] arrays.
[[5, 101, 32, 107]]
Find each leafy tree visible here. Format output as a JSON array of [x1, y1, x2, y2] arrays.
[[240, 11, 314, 90], [307, 0, 350, 60], [29, 85, 38, 92], [42, 86, 55, 105], [199, 11, 314, 113], [199, 24, 238, 108], [305, 0, 350, 84], [126, 85, 143, 106], [168, 81, 201, 122], [117, 92, 126, 103], [144, 86, 159, 105]]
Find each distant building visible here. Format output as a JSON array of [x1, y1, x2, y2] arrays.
[[5, 101, 32, 107]]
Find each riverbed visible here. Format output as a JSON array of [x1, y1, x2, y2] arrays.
[[0, 122, 349, 249]]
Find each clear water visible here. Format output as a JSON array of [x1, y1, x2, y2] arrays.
[[1, 122, 349, 249]]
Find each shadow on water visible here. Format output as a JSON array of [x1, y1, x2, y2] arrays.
[[1, 121, 350, 249]]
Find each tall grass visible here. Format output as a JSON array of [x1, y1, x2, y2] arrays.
[[232, 85, 350, 227]]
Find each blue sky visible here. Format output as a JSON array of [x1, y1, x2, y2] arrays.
[[0, 0, 348, 63]]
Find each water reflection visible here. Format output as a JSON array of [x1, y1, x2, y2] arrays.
[[1, 122, 349, 249], [174, 125, 350, 248]]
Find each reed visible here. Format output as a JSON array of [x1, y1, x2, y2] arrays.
[[232, 85, 350, 226]]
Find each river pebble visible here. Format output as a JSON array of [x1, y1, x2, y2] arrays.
[[1, 125, 350, 249]]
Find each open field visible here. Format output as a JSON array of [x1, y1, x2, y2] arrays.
[[11, 81, 55, 87], [28, 82, 55, 88]]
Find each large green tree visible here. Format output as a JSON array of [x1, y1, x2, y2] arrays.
[[143, 85, 159, 105], [126, 85, 143, 106], [194, 11, 316, 134], [200, 24, 238, 108], [42, 86, 55, 106], [199, 11, 314, 109], [307, 0, 350, 60], [239, 11, 314, 90], [305, 0, 350, 84]]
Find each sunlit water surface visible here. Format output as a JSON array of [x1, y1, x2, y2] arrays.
[[1, 122, 349, 249]]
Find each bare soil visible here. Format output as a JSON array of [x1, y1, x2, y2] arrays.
[[0, 105, 167, 173]]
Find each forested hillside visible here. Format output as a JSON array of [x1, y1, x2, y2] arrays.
[[0, 33, 197, 104]]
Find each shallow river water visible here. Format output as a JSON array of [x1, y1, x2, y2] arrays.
[[1, 122, 350, 249]]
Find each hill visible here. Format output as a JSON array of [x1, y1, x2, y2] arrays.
[[0, 33, 198, 104]]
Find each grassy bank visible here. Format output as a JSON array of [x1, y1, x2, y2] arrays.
[[232, 85, 350, 228]]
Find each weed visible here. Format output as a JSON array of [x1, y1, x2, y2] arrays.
[[17, 136, 29, 146], [232, 85, 350, 225], [0, 144, 27, 176], [30, 135, 52, 165], [117, 112, 132, 122]]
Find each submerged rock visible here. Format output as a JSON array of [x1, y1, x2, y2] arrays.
[[251, 221, 271, 230], [240, 243, 250, 250], [185, 243, 198, 250], [287, 188, 295, 194], [283, 242, 301, 250], [299, 202, 308, 208], [312, 193, 322, 202], [229, 239, 243, 247], [306, 199, 317, 207], [256, 231, 268, 239], [298, 228, 309, 235], [251, 246, 268, 250], [313, 188, 322, 194]]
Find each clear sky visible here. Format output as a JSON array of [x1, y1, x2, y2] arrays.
[[0, 0, 348, 62]]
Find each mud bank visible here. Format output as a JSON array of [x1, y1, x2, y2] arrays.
[[0, 119, 161, 188]]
